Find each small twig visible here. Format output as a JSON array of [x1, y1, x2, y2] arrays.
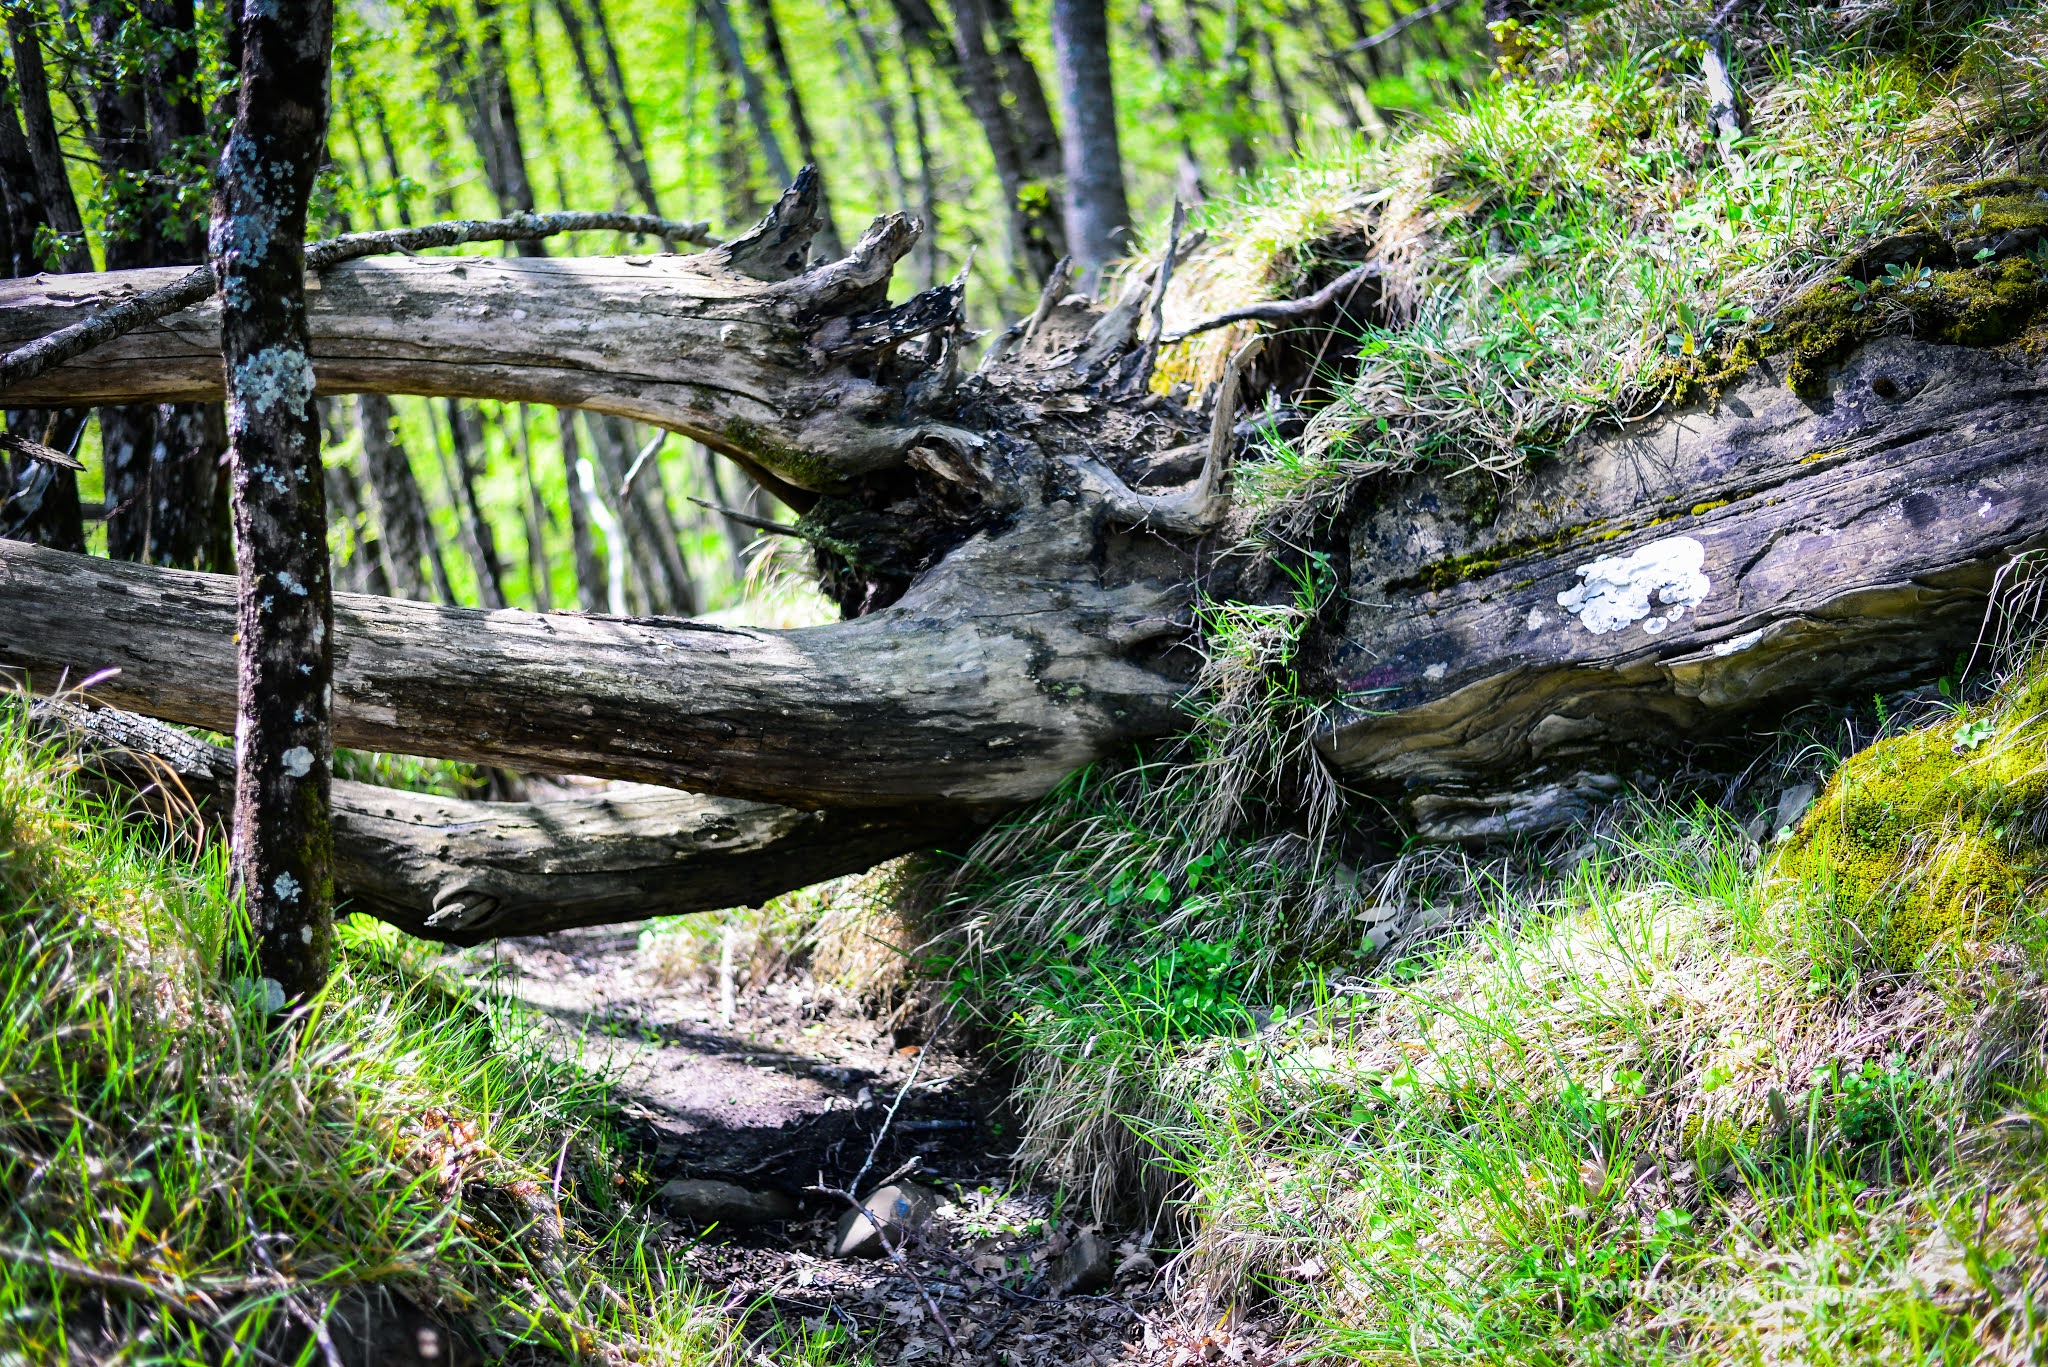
[[851, 1000, 954, 1196], [0, 1242, 289, 1367], [1020, 255, 1075, 350], [1127, 200, 1188, 396], [0, 429, 81, 470], [684, 495, 805, 539], [1163, 263, 1378, 344], [0, 210, 716, 397], [617, 431, 666, 497], [1344, 0, 1461, 52]]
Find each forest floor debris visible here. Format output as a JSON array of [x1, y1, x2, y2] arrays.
[[455, 928, 1285, 1365]]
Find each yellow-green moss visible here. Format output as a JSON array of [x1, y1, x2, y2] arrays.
[[1772, 669, 2048, 970], [1658, 180, 2048, 401]]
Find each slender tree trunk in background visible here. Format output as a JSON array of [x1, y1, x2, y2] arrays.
[[1259, 25, 1300, 153], [0, 19, 85, 550], [355, 394, 446, 602], [147, 402, 229, 570], [699, 0, 797, 196], [832, 0, 908, 211], [87, 6, 164, 566], [981, 0, 1062, 194], [512, 405, 552, 610], [362, 82, 415, 225], [897, 45, 939, 288], [212, 0, 336, 1003], [138, 0, 231, 572], [889, 0, 1056, 283], [583, 0, 668, 216], [1050, 0, 1130, 289], [1219, 0, 1258, 178], [748, 0, 844, 258], [1140, 1, 1206, 204], [324, 453, 392, 595], [6, 17, 87, 263], [440, 400, 510, 608], [714, 70, 764, 229], [587, 413, 698, 617], [547, 0, 660, 223], [470, 0, 540, 233], [556, 407, 605, 611]]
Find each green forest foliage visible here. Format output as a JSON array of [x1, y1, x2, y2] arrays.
[[17, 0, 1488, 619]]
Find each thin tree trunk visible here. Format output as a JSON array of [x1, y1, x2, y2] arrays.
[[1258, 25, 1299, 154], [715, 68, 763, 228], [438, 399, 510, 608], [471, 0, 539, 226], [981, 0, 1062, 190], [545, 0, 660, 224], [1140, 1, 1206, 204], [87, 5, 162, 565], [324, 450, 393, 595], [1219, 0, 1258, 178], [137, 0, 231, 572], [748, 0, 843, 258], [699, 0, 797, 193], [5, 15, 87, 262], [887, 0, 1058, 283], [360, 78, 415, 225], [582, 0, 668, 217], [213, 0, 336, 1003], [1050, 0, 1130, 289], [356, 394, 445, 601], [831, 0, 908, 214], [512, 404, 552, 610], [0, 17, 85, 551], [897, 43, 940, 289], [587, 412, 696, 616], [557, 406, 605, 611]]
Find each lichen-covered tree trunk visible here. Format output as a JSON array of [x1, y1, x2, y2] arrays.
[[3, 180, 2045, 936], [213, 0, 336, 1001]]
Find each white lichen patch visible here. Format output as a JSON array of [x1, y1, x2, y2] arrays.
[[1557, 536, 1711, 637], [229, 344, 315, 430], [281, 745, 314, 778], [273, 872, 301, 903]]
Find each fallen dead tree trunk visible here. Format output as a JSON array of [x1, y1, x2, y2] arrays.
[[31, 699, 945, 942], [4, 177, 2046, 928]]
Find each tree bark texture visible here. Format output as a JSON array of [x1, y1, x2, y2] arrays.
[[212, 0, 336, 1000], [5, 190, 2047, 926], [30, 698, 951, 943]]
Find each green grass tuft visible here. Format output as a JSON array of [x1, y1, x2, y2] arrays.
[[0, 699, 751, 1364]]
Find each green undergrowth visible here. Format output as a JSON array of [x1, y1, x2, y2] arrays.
[[1156, 0, 2048, 529], [1773, 658, 2048, 972], [0, 706, 817, 1365], [929, 652, 2048, 1361]]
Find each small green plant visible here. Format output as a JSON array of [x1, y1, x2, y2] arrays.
[[1837, 1052, 1924, 1148]]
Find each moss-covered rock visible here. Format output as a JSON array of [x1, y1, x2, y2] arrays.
[[1771, 666, 2048, 970]]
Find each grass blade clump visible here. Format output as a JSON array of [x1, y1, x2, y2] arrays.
[[0, 698, 738, 1363]]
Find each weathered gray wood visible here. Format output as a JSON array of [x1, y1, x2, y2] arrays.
[[0, 497, 1191, 810], [10, 332, 2043, 843], [1324, 336, 2048, 837], [0, 208, 952, 495], [3, 183, 2045, 870], [33, 699, 947, 943]]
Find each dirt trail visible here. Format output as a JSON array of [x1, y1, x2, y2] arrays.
[[454, 927, 1283, 1365]]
